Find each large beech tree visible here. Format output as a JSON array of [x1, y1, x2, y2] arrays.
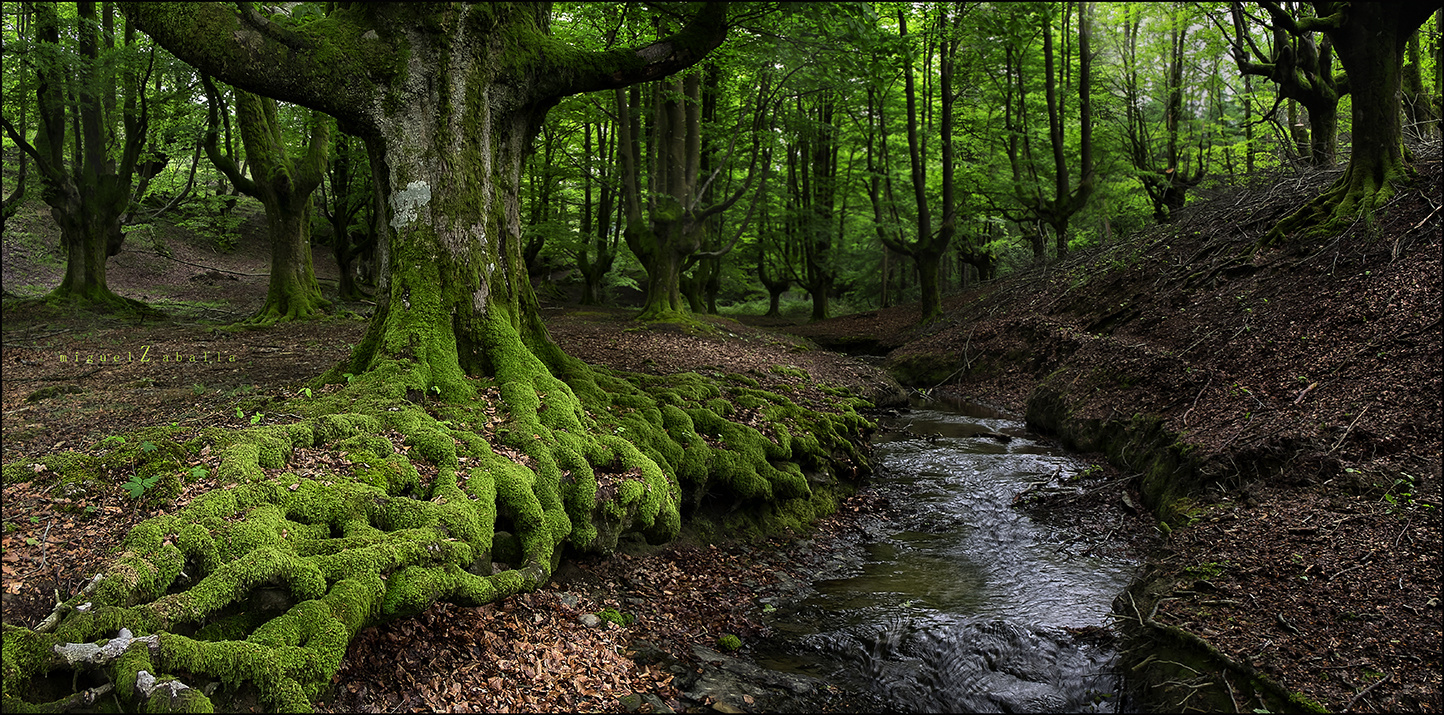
[[202, 76, 332, 323], [125, 1, 729, 394], [1265, 2, 1435, 240]]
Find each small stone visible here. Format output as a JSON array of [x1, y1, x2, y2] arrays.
[[619, 693, 643, 712], [557, 592, 579, 608], [711, 701, 745, 714], [579, 613, 601, 627], [640, 693, 674, 713]]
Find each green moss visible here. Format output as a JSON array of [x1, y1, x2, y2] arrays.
[[716, 633, 741, 651], [596, 608, 634, 627], [1, 300, 874, 715]]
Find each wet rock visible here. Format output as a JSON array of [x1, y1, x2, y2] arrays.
[[682, 644, 823, 710], [627, 640, 678, 667]]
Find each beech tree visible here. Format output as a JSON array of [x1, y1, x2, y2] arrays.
[[1, 1, 150, 308], [617, 65, 769, 321], [1224, 1, 1345, 167], [125, 1, 729, 386], [201, 76, 331, 323], [1264, 2, 1435, 239]]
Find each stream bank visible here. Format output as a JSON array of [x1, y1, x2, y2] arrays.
[[782, 161, 1441, 711]]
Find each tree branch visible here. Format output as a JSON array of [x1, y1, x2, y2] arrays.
[[121, 3, 387, 134], [546, 2, 731, 99]]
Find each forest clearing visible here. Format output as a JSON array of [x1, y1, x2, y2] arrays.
[[2, 2, 1441, 713]]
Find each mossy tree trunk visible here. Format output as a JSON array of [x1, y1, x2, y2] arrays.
[[618, 68, 767, 322], [2, 1, 148, 309], [202, 76, 331, 323], [1227, 2, 1345, 167], [129, 1, 728, 391], [1268, 3, 1435, 241]]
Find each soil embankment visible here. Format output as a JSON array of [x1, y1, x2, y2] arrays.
[[789, 161, 1442, 712]]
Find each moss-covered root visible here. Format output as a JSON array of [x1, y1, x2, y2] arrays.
[[1, 330, 874, 713], [1267, 159, 1412, 243]]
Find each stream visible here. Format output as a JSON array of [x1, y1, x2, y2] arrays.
[[756, 400, 1136, 713]]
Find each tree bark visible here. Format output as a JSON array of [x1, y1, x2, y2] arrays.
[[202, 78, 331, 323]]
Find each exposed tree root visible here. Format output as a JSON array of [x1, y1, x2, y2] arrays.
[[1268, 160, 1413, 244], [1, 351, 872, 712]]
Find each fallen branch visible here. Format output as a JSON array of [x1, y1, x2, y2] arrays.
[[1327, 405, 1370, 455], [35, 573, 104, 633], [25, 683, 114, 713], [1342, 673, 1390, 713], [149, 251, 268, 278], [53, 627, 161, 668]]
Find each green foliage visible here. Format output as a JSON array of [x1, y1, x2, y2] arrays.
[[716, 633, 742, 651], [121, 473, 161, 500]]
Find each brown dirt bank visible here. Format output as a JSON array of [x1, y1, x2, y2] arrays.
[[789, 159, 1442, 712]]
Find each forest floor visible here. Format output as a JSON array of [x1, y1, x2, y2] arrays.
[[1, 148, 1441, 712]]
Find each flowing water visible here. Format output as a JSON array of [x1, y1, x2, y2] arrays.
[[757, 400, 1136, 713]]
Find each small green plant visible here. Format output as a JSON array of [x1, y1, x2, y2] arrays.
[[717, 634, 742, 652], [191, 383, 206, 396], [761, 603, 776, 613], [299, 387, 313, 398], [100, 435, 126, 447], [122, 473, 161, 500], [235, 406, 245, 420], [249, 412, 264, 426], [190, 466, 210, 480]]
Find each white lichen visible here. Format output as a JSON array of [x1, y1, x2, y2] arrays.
[[390, 181, 433, 229]]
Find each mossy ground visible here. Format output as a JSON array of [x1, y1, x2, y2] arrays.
[[1, 340, 873, 713]]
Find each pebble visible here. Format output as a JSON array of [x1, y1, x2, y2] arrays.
[[579, 613, 600, 627]]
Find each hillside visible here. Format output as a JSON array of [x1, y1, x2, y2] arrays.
[[790, 158, 1443, 712]]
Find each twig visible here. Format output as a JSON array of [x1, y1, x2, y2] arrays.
[[1182, 375, 1213, 427], [34, 574, 104, 633], [1328, 563, 1365, 582], [1343, 673, 1391, 713], [1327, 405, 1370, 455], [1223, 673, 1240, 714]]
